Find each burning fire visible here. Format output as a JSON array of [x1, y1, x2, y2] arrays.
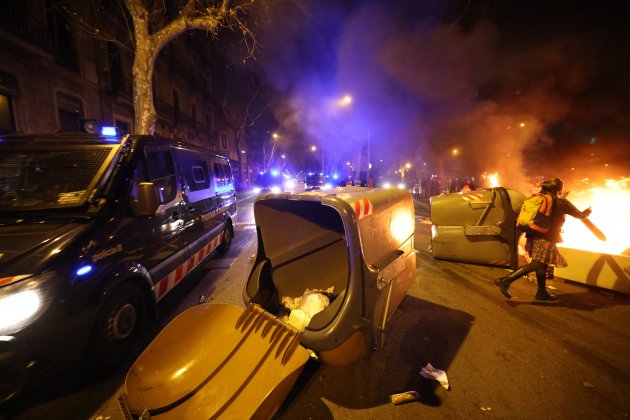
[[482, 172, 501, 188], [560, 177, 630, 256]]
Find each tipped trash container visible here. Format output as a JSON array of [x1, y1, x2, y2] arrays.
[[119, 186, 417, 419], [430, 187, 526, 268]]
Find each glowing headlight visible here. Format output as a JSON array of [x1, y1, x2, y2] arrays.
[[253, 187, 262, 193], [383, 182, 391, 189], [284, 180, 296, 189], [397, 183, 406, 189], [323, 183, 332, 189], [0, 275, 51, 335], [271, 186, 281, 193]]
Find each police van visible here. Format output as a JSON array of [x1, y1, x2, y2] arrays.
[[0, 131, 236, 402]]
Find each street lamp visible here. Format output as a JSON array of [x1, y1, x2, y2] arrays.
[[266, 132, 281, 171], [311, 145, 324, 173], [401, 162, 411, 181], [339, 94, 352, 107]]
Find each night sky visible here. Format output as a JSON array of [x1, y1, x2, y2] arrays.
[[245, 0, 629, 191]]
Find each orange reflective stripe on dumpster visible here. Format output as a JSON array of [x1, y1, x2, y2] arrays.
[[462, 193, 484, 202], [351, 198, 373, 220]]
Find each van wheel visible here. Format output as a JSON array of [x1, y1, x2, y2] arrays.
[[89, 283, 146, 367], [218, 223, 233, 253]]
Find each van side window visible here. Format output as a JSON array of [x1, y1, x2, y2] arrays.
[[181, 157, 210, 192], [191, 165, 206, 187], [213, 162, 227, 187], [222, 163, 233, 184], [146, 150, 177, 203]]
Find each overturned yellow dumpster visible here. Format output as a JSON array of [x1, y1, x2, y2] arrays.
[[119, 186, 416, 419], [430, 187, 526, 268]]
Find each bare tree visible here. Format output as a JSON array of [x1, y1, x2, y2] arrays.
[[61, 0, 261, 134], [218, 66, 275, 183], [127, 0, 263, 134]]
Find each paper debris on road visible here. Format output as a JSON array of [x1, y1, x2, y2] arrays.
[[389, 391, 419, 405], [419, 362, 450, 390]]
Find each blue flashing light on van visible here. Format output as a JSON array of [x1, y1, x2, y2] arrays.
[[75, 265, 93, 276], [100, 126, 118, 137], [0, 132, 236, 402]]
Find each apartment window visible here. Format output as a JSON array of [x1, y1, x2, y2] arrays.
[[172, 90, 180, 121], [207, 108, 214, 130], [57, 92, 83, 132], [0, 70, 18, 133], [107, 42, 125, 93], [0, 94, 15, 133], [51, 10, 80, 73], [220, 131, 229, 150]]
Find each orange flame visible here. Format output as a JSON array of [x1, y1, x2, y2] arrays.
[[482, 172, 501, 188], [560, 177, 630, 256]]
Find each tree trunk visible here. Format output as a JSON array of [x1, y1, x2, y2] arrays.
[[132, 41, 157, 135]]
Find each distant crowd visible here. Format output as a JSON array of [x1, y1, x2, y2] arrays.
[[413, 175, 477, 198]]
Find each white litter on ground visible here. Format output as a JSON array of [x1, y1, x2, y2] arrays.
[[419, 362, 450, 390]]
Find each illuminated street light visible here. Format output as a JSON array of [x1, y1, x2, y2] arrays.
[[452, 148, 459, 156], [266, 132, 282, 171], [339, 94, 352, 107], [401, 162, 412, 181], [311, 145, 324, 173]]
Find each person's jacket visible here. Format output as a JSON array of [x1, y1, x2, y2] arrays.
[[528, 196, 589, 243]]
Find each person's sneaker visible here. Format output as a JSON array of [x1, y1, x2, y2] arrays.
[[534, 290, 558, 302], [494, 277, 512, 299]]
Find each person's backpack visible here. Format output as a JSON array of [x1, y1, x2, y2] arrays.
[[516, 193, 553, 234]]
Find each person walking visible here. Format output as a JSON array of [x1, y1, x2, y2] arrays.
[[494, 178, 592, 301]]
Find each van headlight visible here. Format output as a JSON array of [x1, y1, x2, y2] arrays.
[[0, 273, 54, 335]]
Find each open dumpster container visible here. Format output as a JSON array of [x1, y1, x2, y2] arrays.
[[119, 186, 416, 419], [430, 187, 526, 269]]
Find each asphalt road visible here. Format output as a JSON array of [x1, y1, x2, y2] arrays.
[[3, 192, 629, 419]]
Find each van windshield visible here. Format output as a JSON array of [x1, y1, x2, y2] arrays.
[[0, 146, 117, 211]]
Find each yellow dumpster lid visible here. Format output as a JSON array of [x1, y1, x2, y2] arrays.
[[120, 304, 310, 419]]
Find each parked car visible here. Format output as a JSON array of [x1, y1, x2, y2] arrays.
[[0, 131, 236, 402]]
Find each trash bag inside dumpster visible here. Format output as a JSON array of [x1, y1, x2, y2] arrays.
[[244, 198, 350, 334]]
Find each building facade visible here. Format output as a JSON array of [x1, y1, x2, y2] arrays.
[[0, 1, 248, 186]]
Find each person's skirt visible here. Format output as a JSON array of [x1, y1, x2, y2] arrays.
[[525, 238, 568, 267]]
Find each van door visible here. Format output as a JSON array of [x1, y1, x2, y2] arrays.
[[139, 146, 191, 301], [210, 159, 237, 225], [174, 150, 225, 265]]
